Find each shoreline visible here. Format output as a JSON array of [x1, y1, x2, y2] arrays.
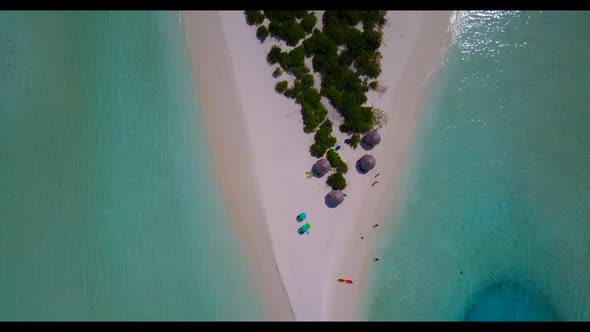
[[325, 11, 454, 320], [181, 11, 294, 321], [182, 11, 453, 320]]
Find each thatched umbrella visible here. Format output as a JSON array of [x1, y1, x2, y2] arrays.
[[325, 190, 344, 207], [362, 130, 381, 148], [358, 154, 376, 173], [312, 158, 331, 177]]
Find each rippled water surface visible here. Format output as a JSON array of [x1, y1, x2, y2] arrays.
[[364, 11, 590, 321], [0, 11, 260, 320]]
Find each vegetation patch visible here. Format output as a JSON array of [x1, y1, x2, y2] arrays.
[[245, 10, 387, 200], [266, 11, 307, 47], [256, 26, 269, 42], [275, 80, 289, 94], [347, 133, 361, 149], [245, 11, 265, 26], [272, 67, 283, 78], [326, 172, 347, 190], [310, 119, 337, 157], [326, 149, 348, 173]]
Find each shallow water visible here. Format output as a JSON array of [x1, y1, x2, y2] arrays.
[[364, 11, 590, 321], [0, 11, 260, 320]]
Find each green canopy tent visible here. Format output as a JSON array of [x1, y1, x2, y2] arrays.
[[298, 223, 311, 235]]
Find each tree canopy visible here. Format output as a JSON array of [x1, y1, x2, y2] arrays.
[[256, 25, 269, 42], [269, 20, 306, 47], [267, 45, 282, 65], [326, 172, 347, 190], [275, 80, 289, 94], [326, 149, 348, 173], [300, 13, 318, 34], [245, 11, 265, 26], [272, 67, 283, 78], [245, 10, 388, 199], [348, 133, 361, 149]]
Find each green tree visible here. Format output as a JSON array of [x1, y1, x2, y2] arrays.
[[296, 87, 321, 106], [248, 7, 388, 160], [301, 102, 327, 133], [340, 88, 367, 111], [285, 80, 303, 99], [314, 119, 337, 149], [362, 29, 383, 52], [311, 52, 339, 75], [343, 28, 364, 58], [303, 30, 338, 57], [245, 11, 265, 26], [292, 67, 309, 79], [338, 50, 355, 68], [369, 80, 379, 91], [348, 133, 361, 149], [301, 74, 315, 89], [256, 25, 269, 42], [323, 20, 351, 45], [267, 45, 282, 65], [322, 10, 339, 26], [354, 51, 382, 79], [268, 21, 282, 39], [321, 86, 343, 110], [272, 67, 283, 78], [288, 46, 306, 67], [277, 51, 290, 69], [300, 13, 317, 34], [330, 66, 362, 93], [339, 106, 375, 133], [284, 88, 296, 99], [278, 47, 308, 78], [326, 149, 348, 173], [310, 143, 327, 158], [264, 11, 296, 24], [281, 21, 306, 47], [338, 10, 364, 27], [326, 172, 347, 190], [275, 80, 289, 94], [294, 11, 307, 19], [362, 11, 387, 31]]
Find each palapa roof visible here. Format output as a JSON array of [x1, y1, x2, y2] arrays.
[[312, 158, 331, 177], [362, 130, 381, 147], [358, 154, 376, 172], [326, 190, 344, 207]]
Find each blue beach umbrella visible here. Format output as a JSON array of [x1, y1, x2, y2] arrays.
[[296, 212, 307, 222]]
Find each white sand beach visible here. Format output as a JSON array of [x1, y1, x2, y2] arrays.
[[182, 11, 453, 321]]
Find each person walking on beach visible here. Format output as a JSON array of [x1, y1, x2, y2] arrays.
[[375, 173, 380, 178], [373, 224, 379, 229], [373, 258, 379, 262]]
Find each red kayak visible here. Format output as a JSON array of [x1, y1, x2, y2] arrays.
[[337, 279, 353, 284]]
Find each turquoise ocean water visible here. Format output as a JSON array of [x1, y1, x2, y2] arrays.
[[0, 11, 260, 320], [364, 11, 590, 321]]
